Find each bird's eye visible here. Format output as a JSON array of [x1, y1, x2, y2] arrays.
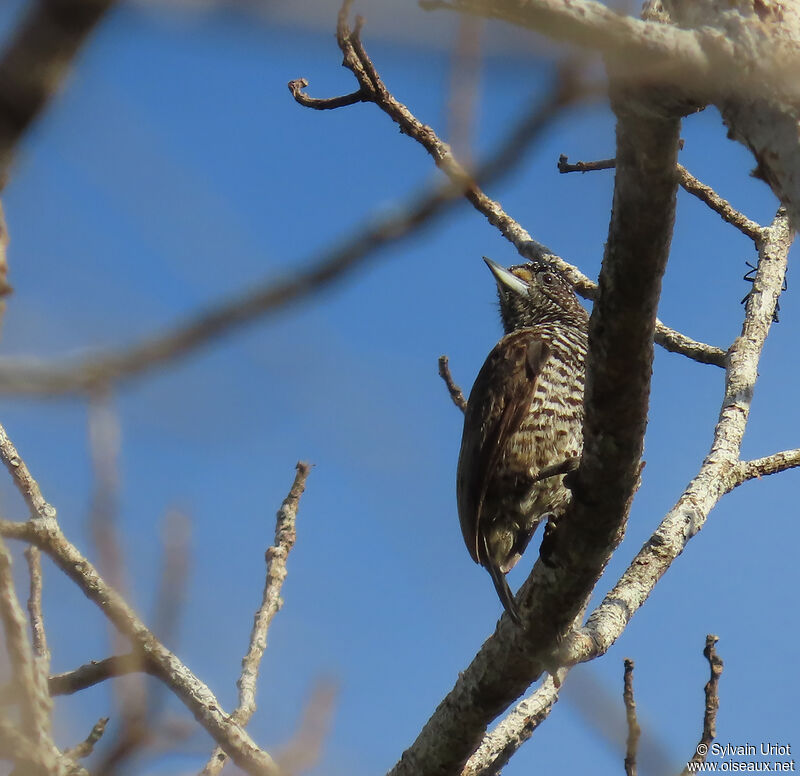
[[541, 272, 554, 285]]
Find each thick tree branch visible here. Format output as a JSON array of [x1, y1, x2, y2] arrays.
[[387, 58, 685, 776], [201, 462, 312, 776], [294, 3, 724, 370]]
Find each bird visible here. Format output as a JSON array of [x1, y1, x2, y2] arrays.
[[456, 257, 589, 625]]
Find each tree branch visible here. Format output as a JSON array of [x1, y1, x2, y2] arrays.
[[420, 0, 800, 102], [201, 462, 312, 776], [0, 536, 58, 771], [558, 154, 764, 241], [623, 659, 640, 776], [386, 47, 686, 776], [294, 2, 725, 370], [0, 0, 116, 180], [680, 636, 723, 776], [438, 356, 468, 413]]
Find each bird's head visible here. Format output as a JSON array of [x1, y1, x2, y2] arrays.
[[484, 257, 588, 333]]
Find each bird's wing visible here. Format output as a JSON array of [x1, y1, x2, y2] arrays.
[[456, 329, 551, 563]]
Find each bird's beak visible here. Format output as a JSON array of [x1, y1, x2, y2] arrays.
[[483, 257, 529, 296]]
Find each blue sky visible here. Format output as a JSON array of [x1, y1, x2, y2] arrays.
[[0, 2, 796, 775]]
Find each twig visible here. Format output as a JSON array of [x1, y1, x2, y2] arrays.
[[23, 544, 53, 756], [0, 536, 55, 769], [734, 448, 800, 485], [623, 659, 640, 776], [287, 79, 366, 109], [24, 546, 48, 661], [0, 425, 279, 776], [557, 154, 615, 173], [558, 207, 792, 667], [438, 355, 467, 413], [559, 154, 764, 242], [680, 636, 723, 776], [64, 717, 110, 761], [200, 461, 312, 776], [676, 165, 764, 241], [0, 652, 148, 705]]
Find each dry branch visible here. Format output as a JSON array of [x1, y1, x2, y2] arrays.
[[438, 356, 468, 413], [559, 154, 764, 241], [623, 659, 640, 776], [460, 672, 563, 776], [0, 424, 279, 776], [64, 717, 110, 761], [680, 636, 723, 776], [201, 462, 312, 776], [292, 2, 724, 370]]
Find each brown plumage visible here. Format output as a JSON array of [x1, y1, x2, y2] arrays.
[[456, 258, 589, 624]]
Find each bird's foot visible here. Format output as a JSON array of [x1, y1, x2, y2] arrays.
[[539, 512, 560, 566]]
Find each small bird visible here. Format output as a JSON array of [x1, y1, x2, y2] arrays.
[[456, 258, 589, 624]]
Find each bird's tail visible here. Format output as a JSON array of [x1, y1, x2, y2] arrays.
[[483, 535, 522, 626]]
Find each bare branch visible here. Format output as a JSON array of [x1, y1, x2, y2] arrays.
[[676, 165, 764, 241], [680, 636, 723, 776], [287, 78, 366, 110], [64, 717, 110, 761], [558, 207, 792, 668], [0, 426, 279, 776], [438, 356, 468, 413], [294, 3, 725, 370], [558, 154, 764, 241], [0, 536, 55, 768], [201, 462, 312, 776], [24, 547, 48, 662], [460, 673, 562, 776], [623, 659, 640, 776], [734, 448, 800, 485], [0, 58, 571, 399]]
